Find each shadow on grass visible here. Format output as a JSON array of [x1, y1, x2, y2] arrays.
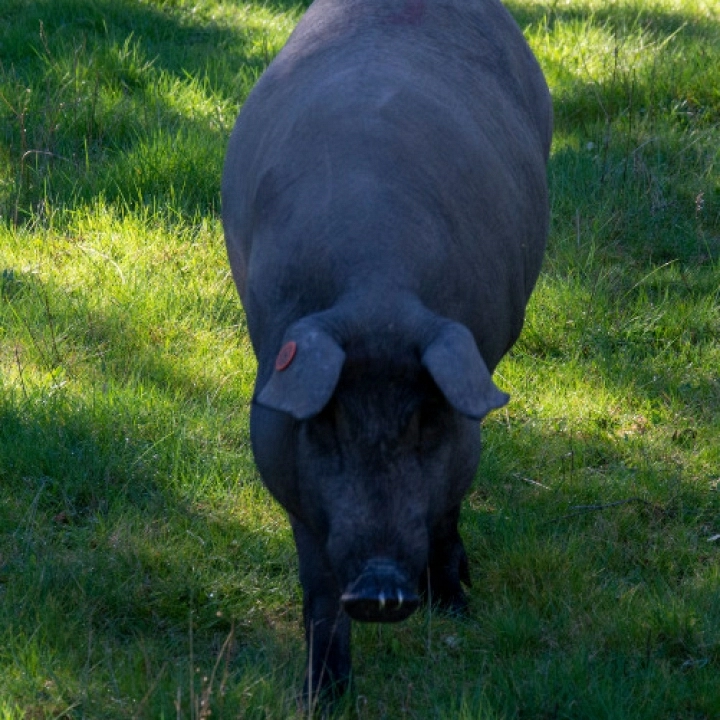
[[0, 260, 246, 403], [505, 0, 720, 36], [0, 381, 302, 715], [507, 0, 720, 137], [0, 267, 287, 710], [0, 0, 307, 221], [2, 0, 719, 223], [2, 373, 718, 715], [2, 261, 718, 714]]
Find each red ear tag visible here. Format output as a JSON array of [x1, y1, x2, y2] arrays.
[[275, 341, 297, 371]]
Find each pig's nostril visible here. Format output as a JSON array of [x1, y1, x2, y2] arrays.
[[341, 560, 419, 622]]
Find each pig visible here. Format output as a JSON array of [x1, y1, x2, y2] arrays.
[[221, 0, 552, 701]]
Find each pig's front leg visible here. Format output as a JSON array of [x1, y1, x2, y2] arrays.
[[421, 504, 471, 615], [290, 516, 352, 703]]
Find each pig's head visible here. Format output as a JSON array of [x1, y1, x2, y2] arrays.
[[251, 301, 508, 623]]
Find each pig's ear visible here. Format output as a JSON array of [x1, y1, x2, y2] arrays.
[[421, 322, 509, 420], [256, 324, 345, 420]]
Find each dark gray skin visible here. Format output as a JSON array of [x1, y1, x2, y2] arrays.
[[222, 0, 552, 701]]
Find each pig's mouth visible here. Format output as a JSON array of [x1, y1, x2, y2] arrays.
[[340, 558, 420, 623]]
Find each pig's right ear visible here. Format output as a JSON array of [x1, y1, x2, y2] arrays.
[[255, 324, 345, 420], [421, 321, 509, 420]]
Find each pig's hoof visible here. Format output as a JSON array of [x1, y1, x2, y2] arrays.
[[301, 674, 351, 716], [437, 589, 470, 617], [420, 573, 470, 617]]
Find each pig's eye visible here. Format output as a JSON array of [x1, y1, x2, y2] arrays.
[[303, 416, 345, 476], [306, 404, 341, 452], [417, 394, 448, 447]]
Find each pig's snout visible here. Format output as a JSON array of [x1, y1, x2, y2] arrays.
[[341, 558, 419, 623]]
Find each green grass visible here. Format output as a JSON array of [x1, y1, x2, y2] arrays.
[[1, 0, 719, 717]]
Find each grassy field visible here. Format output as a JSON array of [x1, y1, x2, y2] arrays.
[[1, 0, 719, 717]]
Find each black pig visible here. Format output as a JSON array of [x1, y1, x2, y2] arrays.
[[221, 0, 552, 700]]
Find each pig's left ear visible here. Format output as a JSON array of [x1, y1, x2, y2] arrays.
[[421, 322, 509, 420], [256, 323, 346, 420]]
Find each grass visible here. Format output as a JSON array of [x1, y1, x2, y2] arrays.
[[0, 0, 718, 717]]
